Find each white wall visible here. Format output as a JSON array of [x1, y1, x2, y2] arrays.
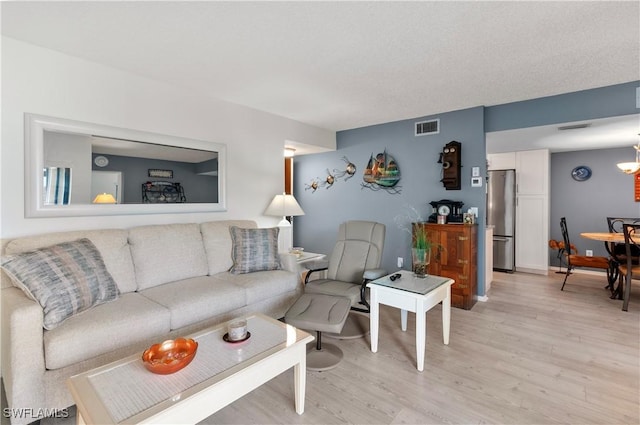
[[1, 37, 336, 238]]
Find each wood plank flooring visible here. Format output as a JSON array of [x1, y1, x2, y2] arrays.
[[10, 271, 638, 424], [204, 271, 639, 424]]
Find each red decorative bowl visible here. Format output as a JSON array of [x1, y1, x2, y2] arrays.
[[142, 338, 198, 375]]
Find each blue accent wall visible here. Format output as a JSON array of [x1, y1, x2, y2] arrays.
[[294, 81, 639, 302], [486, 81, 639, 132], [294, 106, 488, 294], [549, 147, 640, 267]]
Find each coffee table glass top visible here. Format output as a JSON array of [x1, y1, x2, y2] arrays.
[[370, 270, 451, 295], [85, 315, 289, 423]]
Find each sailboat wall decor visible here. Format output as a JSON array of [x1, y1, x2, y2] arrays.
[[362, 150, 401, 193]]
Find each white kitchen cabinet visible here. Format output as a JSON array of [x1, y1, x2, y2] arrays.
[[515, 149, 549, 274], [516, 149, 548, 195], [487, 152, 516, 170]]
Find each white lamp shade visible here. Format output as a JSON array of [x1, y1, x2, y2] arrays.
[[264, 194, 305, 217], [617, 141, 640, 174]]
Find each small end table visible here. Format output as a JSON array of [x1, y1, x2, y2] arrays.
[[367, 270, 454, 371]]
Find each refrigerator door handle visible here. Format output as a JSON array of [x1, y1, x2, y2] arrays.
[[493, 236, 510, 242]]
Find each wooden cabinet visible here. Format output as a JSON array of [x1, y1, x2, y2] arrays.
[[415, 223, 477, 310]]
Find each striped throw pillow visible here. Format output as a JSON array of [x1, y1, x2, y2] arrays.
[[1, 238, 119, 330], [229, 227, 281, 274]]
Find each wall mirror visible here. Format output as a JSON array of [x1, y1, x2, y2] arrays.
[[25, 113, 227, 217]]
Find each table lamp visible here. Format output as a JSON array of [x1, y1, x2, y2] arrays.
[[264, 193, 305, 252]]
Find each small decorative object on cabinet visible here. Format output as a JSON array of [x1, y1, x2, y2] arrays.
[[427, 199, 464, 223], [414, 222, 477, 310], [438, 141, 462, 190]]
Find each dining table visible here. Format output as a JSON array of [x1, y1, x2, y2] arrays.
[[580, 232, 625, 299]]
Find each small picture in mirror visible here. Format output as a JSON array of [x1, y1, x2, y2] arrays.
[[149, 169, 173, 179]]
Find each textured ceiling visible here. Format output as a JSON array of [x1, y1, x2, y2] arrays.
[[2, 1, 639, 137]]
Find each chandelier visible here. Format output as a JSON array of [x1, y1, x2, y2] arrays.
[[617, 136, 640, 174]]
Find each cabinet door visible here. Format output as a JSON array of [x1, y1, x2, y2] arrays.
[[516, 196, 549, 271], [487, 152, 516, 171], [515, 149, 549, 195]]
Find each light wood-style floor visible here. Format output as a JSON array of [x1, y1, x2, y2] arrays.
[[205, 271, 639, 425], [8, 271, 639, 425]]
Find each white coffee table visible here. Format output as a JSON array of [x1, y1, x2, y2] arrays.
[[67, 314, 314, 424], [367, 270, 454, 371]]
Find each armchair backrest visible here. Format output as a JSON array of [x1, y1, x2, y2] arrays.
[[326, 221, 385, 283]]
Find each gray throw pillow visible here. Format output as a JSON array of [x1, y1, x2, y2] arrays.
[[1, 238, 119, 330], [229, 226, 282, 274]]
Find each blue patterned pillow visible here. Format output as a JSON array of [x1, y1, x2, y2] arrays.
[[1, 238, 119, 330], [229, 226, 282, 274]]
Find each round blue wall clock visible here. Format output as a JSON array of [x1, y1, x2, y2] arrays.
[[571, 166, 592, 181]]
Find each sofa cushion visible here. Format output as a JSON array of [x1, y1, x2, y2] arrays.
[[200, 220, 257, 275], [229, 226, 281, 274], [211, 270, 299, 304], [1, 238, 120, 330], [43, 292, 170, 370], [139, 275, 246, 330], [2, 229, 136, 293], [128, 223, 208, 290]]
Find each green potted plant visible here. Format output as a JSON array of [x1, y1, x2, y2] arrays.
[[394, 204, 435, 278], [411, 222, 431, 278]]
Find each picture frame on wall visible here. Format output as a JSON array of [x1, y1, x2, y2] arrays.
[[148, 169, 173, 179]]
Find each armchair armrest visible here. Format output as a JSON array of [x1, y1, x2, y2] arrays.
[[363, 268, 387, 282], [303, 260, 329, 284], [304, 259, 329, 272]]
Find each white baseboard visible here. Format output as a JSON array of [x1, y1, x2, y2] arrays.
[[475, 295, 489, 302]]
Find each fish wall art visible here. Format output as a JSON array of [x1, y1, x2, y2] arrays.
[[305, 157, 357, 193]]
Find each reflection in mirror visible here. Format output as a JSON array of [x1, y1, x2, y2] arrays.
[[26, 114, 226, 217], [43, 167, 72, 205]]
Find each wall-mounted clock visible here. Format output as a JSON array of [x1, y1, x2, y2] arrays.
[[571, 165, 591, 181], [94, 155, 109, 167]]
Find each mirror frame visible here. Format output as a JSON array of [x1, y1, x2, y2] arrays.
[[25, 113, 227, 217]]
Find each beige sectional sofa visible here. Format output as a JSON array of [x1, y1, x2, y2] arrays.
[[1, 220, 301, 425]]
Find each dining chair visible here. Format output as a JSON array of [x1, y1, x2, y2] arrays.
[[559, 217, 613, 291], [606, 217, 640, 258], [618, 223, 640, 311]]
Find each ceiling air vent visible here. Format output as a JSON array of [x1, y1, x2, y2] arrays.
[[415, 119, 440, 136]]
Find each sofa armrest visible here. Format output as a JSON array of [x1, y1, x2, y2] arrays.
[[278, 253, 298, 273], [1, 287, 47, 423]]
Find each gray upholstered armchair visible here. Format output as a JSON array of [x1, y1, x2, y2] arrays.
[[304, 220, 386, 337]]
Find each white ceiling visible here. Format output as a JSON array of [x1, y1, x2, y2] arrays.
[[2, 1, 639, 152]]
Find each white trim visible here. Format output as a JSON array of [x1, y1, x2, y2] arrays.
[[25, 113, 227, 217]]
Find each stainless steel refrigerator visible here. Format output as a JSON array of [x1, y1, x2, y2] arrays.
[[487, 169, 516, 272]]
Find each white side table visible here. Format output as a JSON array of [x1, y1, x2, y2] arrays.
[[367, 270, 453, 371], [294, 252, 326, 282]]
